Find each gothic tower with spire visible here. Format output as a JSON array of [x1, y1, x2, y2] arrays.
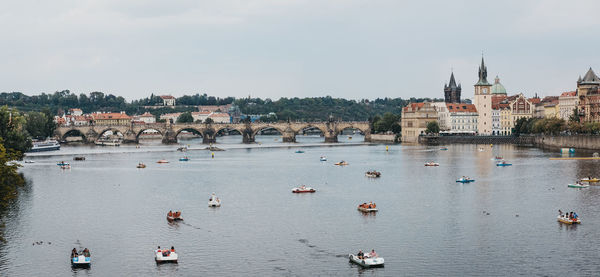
[[444, 72, 462, 103], [473, 56, 493, 135]]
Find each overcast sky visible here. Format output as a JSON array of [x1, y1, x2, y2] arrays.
[[2, 0, 599, 101]]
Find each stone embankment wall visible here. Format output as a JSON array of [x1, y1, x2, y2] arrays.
[[418, 135, 532, 145], [370, 134, 397, 143], [418, 134, 600, 151], [528, 135, 600, 151]]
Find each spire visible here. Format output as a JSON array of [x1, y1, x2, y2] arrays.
[[581, 67, 600, 84], [578, 75, 583, 83], [449, 72, 457, 88], [476, 56, 490, 85], [494, 75, 500, 84]]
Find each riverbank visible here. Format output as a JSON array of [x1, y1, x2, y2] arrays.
[[418, 134, 600, 151]]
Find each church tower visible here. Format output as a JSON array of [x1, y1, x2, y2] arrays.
[[473, 56, 493, 135], [444, 72, 461, 103]]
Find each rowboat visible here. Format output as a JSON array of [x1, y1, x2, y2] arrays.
[[334, 161, 349, 166], [456, 177, 475, 183], [349, 254, 384, 268], [568, 183, 589, 188], [292, 186, 315, 193], [496, 161, 512, 166], [580, 178, 599, 182], [179, 157, 189, 161], [157, 160, 169, 164], [295, 150, 305, 153], [357, 205, 378, 213], [57, 161, 70, 166]]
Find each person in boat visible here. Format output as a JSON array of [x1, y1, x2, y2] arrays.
[[357, 250, 364, 259], [369, 249, 377, 258], [372, 203, 376, 208], [175, 211, 181, 218], [171, 246, 175, 253], [157, 246, 161, 252], [83, 248, 90, 257], [168, 210, 173, 217], [558, 209, 563, 217], [71, 248, 78, 258]]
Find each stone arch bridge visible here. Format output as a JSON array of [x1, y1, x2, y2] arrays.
[[55, 121, 371, 144]]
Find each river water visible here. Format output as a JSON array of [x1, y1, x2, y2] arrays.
[[2, 135, 600, 276]]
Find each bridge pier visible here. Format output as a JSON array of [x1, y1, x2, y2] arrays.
[[203, 136, 216, 144], [243, 132, 255, 143], [162, 130, 178, 144], [363, 132, 372, 142], [123, 129, 138, 144], [324, 134, 338, 143], [282, 128, 296, 143]]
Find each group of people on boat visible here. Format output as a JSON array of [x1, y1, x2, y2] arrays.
[[167, 210, 182, 219], [157, 246, 176, 256], [356, 249, 377, 259], [359, 202, 376, 209], [559, 210, 578, 220], [366, 171, 381, 177], [71, 248, 90, 258]]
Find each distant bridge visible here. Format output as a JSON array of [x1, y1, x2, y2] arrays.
[[54, 121, 371, 144]]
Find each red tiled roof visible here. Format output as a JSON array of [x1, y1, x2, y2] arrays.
[[528, 98, 541, 104], [560, 91, 577, 97], [446, 103, 477, 113], [403, 102, 425, 111], [191, 111, 211, 115], [140, 112, 154, 117], [160, 95, 175, 99]]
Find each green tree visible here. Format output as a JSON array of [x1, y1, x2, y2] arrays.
[[425, 121, 440, 134], [25, 111, 48, 139], [0, 106, 31, 159], [204, 117, 214, 124], [569, 108, 579, 123], [176, 112, 194, 123]]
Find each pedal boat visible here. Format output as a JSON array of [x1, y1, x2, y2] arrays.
[[155, 249, 178, 263], [557, 215, 581, 225], [349, 254, 384, 268], [71, 254, 90, 267], [365, 171, 381, 178], [357, 206, 378, 213]]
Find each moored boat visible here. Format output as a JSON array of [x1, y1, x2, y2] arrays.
[[73, 156, 86, 161], [95, 139, 121, 146], [292, 185, 316, 193], [580, 177, 599, 183], [424, 162, 439, 166], [439, 147, 448, 151], [28, 139, 60, 152], [155, 247, 178, 263], [24, 160, 35, 164], [348, 254, 384, 268]]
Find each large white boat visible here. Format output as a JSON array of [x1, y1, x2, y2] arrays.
[[95, 139, 121, 146], [28, 140, 60, 152]]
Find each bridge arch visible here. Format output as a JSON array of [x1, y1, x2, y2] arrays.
[[174, 127, 204, 139], [61, 129, 87, 142], [97, 127, 126, 139], [135, 128, 164, 141], [252, 125, 285, 137]]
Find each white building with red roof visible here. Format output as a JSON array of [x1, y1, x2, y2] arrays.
[[208, 112, 231, 123], [559, 91, 578, 121], [160, 95, 176, 106]]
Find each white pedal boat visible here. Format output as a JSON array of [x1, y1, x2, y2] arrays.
[[155, 249, 178, 263], [71, 254, 91, 267], [208, 199, 221, 207], [349, 254, 384, 268]]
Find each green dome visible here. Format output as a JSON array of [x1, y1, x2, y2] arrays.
[[491, 75, 507, 95]]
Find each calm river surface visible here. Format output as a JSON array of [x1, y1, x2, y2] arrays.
[[2, 135, 600, 276]]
